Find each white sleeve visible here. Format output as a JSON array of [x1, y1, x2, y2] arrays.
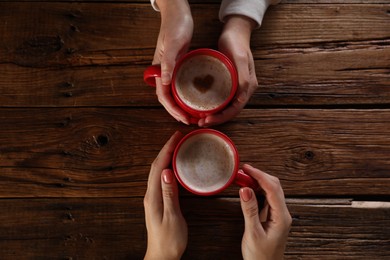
[[150, 0, 160, 11], [219, 0, 280, 28]]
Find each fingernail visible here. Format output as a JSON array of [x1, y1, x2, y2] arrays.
[[243, 164, 253, 169], [174, 130, 181, 136], [163, 171, 173, 184], [240, 188, 252, 202], [205, 117, 214, 126]]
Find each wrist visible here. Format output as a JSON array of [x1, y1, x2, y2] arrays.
[[145, 254, 181, 260], [144, 248, 182, 260], [224, 15, 255, 39], [157, 0, 191, 17]]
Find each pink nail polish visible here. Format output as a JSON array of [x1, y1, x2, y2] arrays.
[[163, 171, 173, 184], [240, 188, 252, 202]]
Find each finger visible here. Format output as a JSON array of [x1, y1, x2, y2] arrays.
[[197, 117, 206, 128], [189, 117, 200, 125], [232, 51, 256, 106], [199, 53, 253, 127], [242, 164, 289, 218], [201, 49, 258, 127], [150, 131, 183, 180], [145, 131, 184, 215], [160, 44, 184, 85], [236, 57, 251, 91], [161, 62, 174, 86], [247, 52, 259, 87], [239, 187, 265, 235], [199, 91, 247, 127], [152, 41, 163, 65], [155, 78, 191, 125], [161, 169, 182, 216], [259, 199, 270, 223]]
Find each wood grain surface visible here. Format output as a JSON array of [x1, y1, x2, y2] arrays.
[[0, 0, 389, 259], [0, 3, 389, 107], [0, 108, 389, 197], [0, 198, 388, 259]]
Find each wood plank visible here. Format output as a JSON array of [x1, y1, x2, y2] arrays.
[[0, 64, 158, 107], [0, 3, 389, 107], [0, 108, 389, 197], [0, 198, 146, 259], [284, 199, 390, 259], [259, 4, 390, 45], [1, 3, 388, 58], [0, 198, 388, 259], [253, 40, 390, 106], [1, 40, 389, 107]]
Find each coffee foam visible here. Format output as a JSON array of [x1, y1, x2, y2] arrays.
[[175, 133, 235, 193], [175, 55, 232, 111]]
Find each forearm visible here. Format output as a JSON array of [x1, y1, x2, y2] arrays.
[[223, 15, 256, 40], [219, 0, 281, 28], [153, 0, 191, 18]]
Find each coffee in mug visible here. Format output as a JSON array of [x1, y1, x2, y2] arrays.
[[174, 54, 232, 111], [144, 49, 238, 122], [173, 129, 259, 196], [174, 131, 235, 194]]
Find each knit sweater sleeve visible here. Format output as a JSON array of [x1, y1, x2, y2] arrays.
[[219, 0, 280, 28], [150, 0, 280, 28]]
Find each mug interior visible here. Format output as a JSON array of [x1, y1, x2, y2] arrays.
[[172, 49, 237, 117], [173, 129, 239, 195]]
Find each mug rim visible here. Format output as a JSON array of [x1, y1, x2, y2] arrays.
[[171, 48, 238, 118], [172, 129, 239, 196]]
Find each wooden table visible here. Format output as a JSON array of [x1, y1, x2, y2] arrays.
[[1, 0, 389, 259]]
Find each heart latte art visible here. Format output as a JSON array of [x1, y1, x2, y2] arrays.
[[174, 55, 233, 111], [193, 74, 214, 93]]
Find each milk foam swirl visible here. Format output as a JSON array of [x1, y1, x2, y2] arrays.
[[175, 133, 235, 193], [175, 55, 232, 111]]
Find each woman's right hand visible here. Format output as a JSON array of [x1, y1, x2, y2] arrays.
[[239, 164, 292, 260], [152, 0, 194, 125]]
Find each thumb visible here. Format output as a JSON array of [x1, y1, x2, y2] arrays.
[[161, 169, 181, 215], [161, 48, 179, 86], [240, 187, 264, 234]]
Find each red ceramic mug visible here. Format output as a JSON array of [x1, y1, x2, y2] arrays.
[[172, 129, 259, 196], [144, 49, 238, 123]]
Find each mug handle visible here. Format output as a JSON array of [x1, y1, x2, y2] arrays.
[[235, 169, 259, 191], [143, 65, 161, 87]]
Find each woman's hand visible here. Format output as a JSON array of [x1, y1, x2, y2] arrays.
[[239, 164, 292, 260], [153, 0, 194, 125], [144, 131, 187, 260], [199, 15, 258, 127]]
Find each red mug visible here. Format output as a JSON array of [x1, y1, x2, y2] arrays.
[[144, 49, 238, 123], [172, 129, 259, 196]]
